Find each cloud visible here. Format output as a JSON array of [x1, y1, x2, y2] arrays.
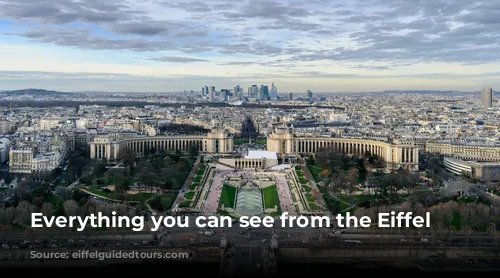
[[146, 56, 209, 63], [2, 0, 500, 88], [0, 0, 139, 24], [13, 27, 175, 52], [218, 61, 256, 66]]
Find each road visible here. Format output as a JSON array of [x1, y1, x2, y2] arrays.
[[232, 246, 263, 276]]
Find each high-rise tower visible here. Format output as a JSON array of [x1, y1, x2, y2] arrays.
[[481, 87, 493, 108]]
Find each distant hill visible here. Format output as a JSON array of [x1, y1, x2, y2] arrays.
[[1, 88, 71, 95], [381, 90, 476, 95]]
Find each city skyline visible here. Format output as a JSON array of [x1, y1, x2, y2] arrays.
[[1, 0, 500, 92]]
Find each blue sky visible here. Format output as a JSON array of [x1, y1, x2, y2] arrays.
[[0, 0, 499, 92]]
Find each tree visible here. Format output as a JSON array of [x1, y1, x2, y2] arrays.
[[319, 169, 331, 182], [189, 144, 199, 157], [348, 168, 360, 186], [105, 168, 128, 186], [92, 160, 106, 177], [119, 146, 137, 169], [368, 156, 375, 165], [63, 200, 79, 217], [41, 203, 53, 217]]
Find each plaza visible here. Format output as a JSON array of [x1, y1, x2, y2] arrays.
[[176, 160, 329, 218]]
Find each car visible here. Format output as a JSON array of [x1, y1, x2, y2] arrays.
[[205, 231, 215, 236], [261, 239, 267, 243]]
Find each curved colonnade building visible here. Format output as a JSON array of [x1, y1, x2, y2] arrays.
[[267, 127, 419, 171], [90, 127, 234, 160], [90, 125, 500, 177]]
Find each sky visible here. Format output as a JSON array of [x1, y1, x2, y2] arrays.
[[0, 0, 499, 92]]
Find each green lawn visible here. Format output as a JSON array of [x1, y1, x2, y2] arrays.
[[308, 166, 323, 182], [189, 182, 199, 190], [295, 170, 304, 177], [160, 193, 176, 210], [46, 194, 63, 207], [219, 184, 237, 208], [193, 175, 202, 183], [309, 202, 319, 210], [302, 185, 312, 192], [197, 169, 205, 175], [86, 189, 154, 202], [305, 193, 315, 202], [179, 200, 191, 208], [263, 185, 280, 209], [298, 177, 308, 185], [184, 191, 195, 200]]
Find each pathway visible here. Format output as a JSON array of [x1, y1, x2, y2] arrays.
[[275, 174, 295, 215], [203, 170, 223, 214]]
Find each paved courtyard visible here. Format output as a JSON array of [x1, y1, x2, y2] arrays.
[[202, 167, 298, 216]]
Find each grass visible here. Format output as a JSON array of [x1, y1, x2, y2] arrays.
[[86, 189, 154, 203], [217, 209, 233, 218], [179, 200, 191, 208], [308, 166, 323, 182], [451, 211, 462, 230], [263, 185, 280, 209], [309, 202, 319, 210], [46, 194, 63, 207], [457, 196, 476, 203], [220, 184, 237, 208], [305, 194, 315, 202], [193, 176, 202, 183], [184, 191, 195, 200], [197, 169, 205, 175], [302, 185, 312, 192], [298, 177, 308, 185], [189, 183, 199, 190], [295, 170, 304, 177], [336, 194, 377, 204], [160, 193, 176, 210]]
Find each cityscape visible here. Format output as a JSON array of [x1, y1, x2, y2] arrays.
[[1, 0, 500, 276]]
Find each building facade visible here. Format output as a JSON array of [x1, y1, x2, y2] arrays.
[[426, 142, 500, 162], [481, 87, 493, 108], [267, 127, 419, 171], [90, 127, 234, 161], [444, 157, 500, 182]]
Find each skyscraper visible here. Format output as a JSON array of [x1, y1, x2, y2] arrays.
[[481, 87, 493, 108], [259, 85, 269, 100], [289, 92, 293, 101], [204, 85, 209, 95], [270, 82, 278, 100], [250, 85, 258, 97], [233, 85, 241, 99], [307, 90, 313, 99]]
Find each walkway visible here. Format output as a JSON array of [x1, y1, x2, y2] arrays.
[[203, 170, 224, 214], [275, 174, 295, 215]]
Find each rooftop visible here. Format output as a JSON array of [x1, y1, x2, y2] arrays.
[[244, 150, 277, 160]]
